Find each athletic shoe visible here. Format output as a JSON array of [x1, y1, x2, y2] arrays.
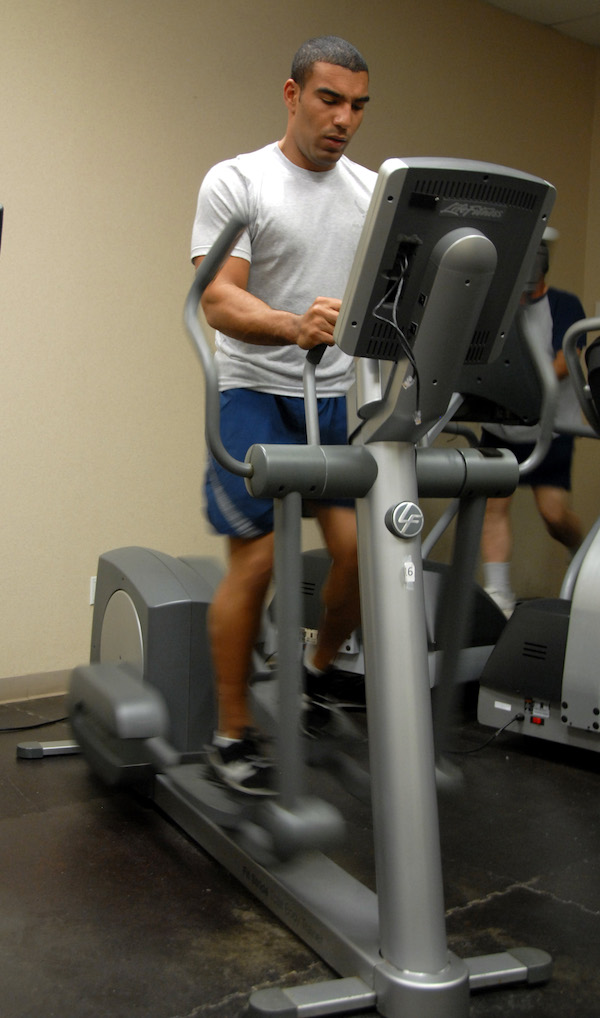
[[484, 587, 515, 619], [302, 694, 359, 740], [206, 729, 276, 796], [303, 664, 366, 709]]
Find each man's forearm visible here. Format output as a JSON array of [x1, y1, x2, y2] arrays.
[[202, 282, 340, 351], [202, 282, 299, 346]]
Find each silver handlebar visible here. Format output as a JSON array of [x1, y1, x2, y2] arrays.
[[563, 317, 600, 434], [183, 216, 253, 478]]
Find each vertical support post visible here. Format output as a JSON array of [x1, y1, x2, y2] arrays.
[[273, 492, 303, 809], [356, 442, 451, 975], [432, 494, 487, 753]]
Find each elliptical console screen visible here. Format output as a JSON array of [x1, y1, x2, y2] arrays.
[[334, 157, 555, 375]]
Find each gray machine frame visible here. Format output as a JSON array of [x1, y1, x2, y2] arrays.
[[68, 157, 558, 1017], [478, 317, 600, 752]]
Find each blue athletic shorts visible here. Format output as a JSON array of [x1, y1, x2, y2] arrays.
[[205, 389, 353, 537], [479, 429, 575, 490]]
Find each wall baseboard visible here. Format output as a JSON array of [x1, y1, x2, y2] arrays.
[[0, 670, 70, 705]]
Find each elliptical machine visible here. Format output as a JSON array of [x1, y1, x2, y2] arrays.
[[478, 317, 600, 752], [67, 157, 557, 1017]]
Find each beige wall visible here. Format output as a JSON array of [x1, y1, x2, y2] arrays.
[[1, 0, 599, 687]]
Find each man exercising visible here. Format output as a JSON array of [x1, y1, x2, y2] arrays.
[[480, 234, 585, 616], [191, 36, 376, 794]]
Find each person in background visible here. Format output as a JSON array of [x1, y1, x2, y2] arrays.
[[480, 230, 585, 617], [190, 36, 376, 794]]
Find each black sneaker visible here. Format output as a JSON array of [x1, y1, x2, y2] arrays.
[[302, 694, 359, 740], [206, 729, 276, 797], [303, 665, 366, 709]]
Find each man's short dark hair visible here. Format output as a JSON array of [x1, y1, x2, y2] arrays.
[[291, 36, 368, 89]]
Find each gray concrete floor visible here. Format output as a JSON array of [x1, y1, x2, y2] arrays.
[[0, 692, 599, 1017]]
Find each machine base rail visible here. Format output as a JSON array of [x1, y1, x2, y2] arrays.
[[247, 949, 552, 1017], [466, 947, 552, 990], [16, 739, 80, 759], [248, 976, 376, 1016], [155, 774, 551, 1018]]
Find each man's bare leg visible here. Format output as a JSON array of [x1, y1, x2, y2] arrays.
[[481, 495, 513, 564], [209, 533, 274, 739], [533, 485, 583, 551], [481, 495, 516, 616], [311, 505, 360, 671]]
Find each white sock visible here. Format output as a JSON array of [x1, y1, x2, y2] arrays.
[[213, 733, 240, 748], [483, 562, 512, 595]]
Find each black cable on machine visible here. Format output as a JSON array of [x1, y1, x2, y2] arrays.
[[446, 713, 525, 756], [0, 715, 69, 734]]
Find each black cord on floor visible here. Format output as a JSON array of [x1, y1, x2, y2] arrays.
[[0, 716, 69, 734], [446, 713, 525, 755]]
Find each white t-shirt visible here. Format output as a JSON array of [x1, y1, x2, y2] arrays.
[[191, 142, 376, 395]]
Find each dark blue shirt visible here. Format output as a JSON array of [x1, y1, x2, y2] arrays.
[[546, 286, 586, 355]]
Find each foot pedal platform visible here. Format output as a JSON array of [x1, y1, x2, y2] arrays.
[[163, 763, 254, 828]]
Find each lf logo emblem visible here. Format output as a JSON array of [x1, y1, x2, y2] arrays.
[[385, 501, 424, 539]]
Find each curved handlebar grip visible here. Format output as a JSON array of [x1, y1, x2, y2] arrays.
[[306, 343, 328, 366], [563, 317, 600, 434], [183, 217, 254, 478], [515, 307, 559, 477], [303, 344, 329, 445]]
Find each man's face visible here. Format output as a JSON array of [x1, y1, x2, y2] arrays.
[[281, 61, 370, 172]]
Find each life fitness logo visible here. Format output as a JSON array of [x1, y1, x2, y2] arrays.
[[386, 501, 424, 539], [440, 200, 504, 220]]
